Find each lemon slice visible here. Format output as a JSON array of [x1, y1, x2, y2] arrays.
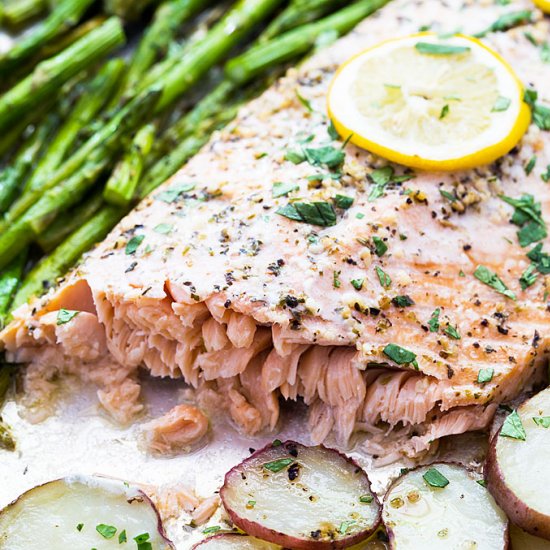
[[327, 33, 530, 171], [533, 0, 550, 14]]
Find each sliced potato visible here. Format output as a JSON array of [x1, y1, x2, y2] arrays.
[[382, 463, 508, 549], [192, 533, 281, 548], [486, 387, 550, 540], [220, 441, 381, 549], [0, 475, 174, 549], [510, 524, 550, 550]]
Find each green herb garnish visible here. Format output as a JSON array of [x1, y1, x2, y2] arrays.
[[351, 278, 364, 291], [76, 523, 84, 532], [475, 10, 532, 38], [125, 235, 145, 255], [445, 324, 461, 340], [439, 189, 456, 202], [285, 149, 306, 164], [156, 181, 195, 203], [383, 343, 418, 368], [57, 308, 79, 325], [524, 155, 537, 175], [328, 120, 340, 140], [500, 410, 526, 440], [440, 104, 449, 119], [368, 166, 394, 201], [304, 146, 345, 169], [276, 202, 337, 227], [527, 243, 550, 274], [477, 479, 488, 488], [392, 295, 414, 308], [415, 42, 470, 55], [338, 520, 356, 535], [533, 416, 550, 428], [153, 223, 173, 234], [375, 266, 391, 288], [134, 532, 152, 550], [520, 263, 538, 290], [118, 530, 127, 543], [96, 524, 117, 539], [477, 368, 494, 384], [492, 96, 511, 112], [334, 194, 354, 209], [272, 181, 299, 198], [372, 236, 387, 257], [263, 458, 294, 473], [296, 90, 313, 112], [359, 494, 374, 503], [428, 308, 440, 332], [474, 265, 516, 300], [423, 468, 450, 488], [333, 270, 341, 288]]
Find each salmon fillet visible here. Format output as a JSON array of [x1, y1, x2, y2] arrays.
[[2, 0, 550, 460]]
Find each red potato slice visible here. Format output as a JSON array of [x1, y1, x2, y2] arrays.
[[220, 441, 381, 549], [0, 475, 174, 549], [486, 387, 550, 540], [192, 533, 282, 548], [382, 463, 508, 550], [510, 524, 550, 550]]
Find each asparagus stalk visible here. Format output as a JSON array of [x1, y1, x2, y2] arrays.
[[0, 112, 60, 213], [103, 123, 156, 206], [148, 0, 284, 113], [0, 251, 27, 329], [138, 105, 240, 198], [0, 16, 126, 134], [226, 0, 389, 83], [260, 0, 344, 41], [12, 205, 125, 310], [0, 90, 161, 270], [0, 0, 96, 74], [124, 0, 211, 94], [3, 0, 47, 28], [36, 191, 104, 252], [25, 58, 126, 193]]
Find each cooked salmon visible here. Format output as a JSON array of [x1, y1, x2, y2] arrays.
[[2, 0, 550, 460]]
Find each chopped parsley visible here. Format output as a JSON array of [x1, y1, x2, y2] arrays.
[[272, 439, 282, 446], [276, 201, 337, 227], [334, 194, 354, 209], [527, 243, 550, 274], [368, 167, 394, 201], [523, 88, 550, 130], [428, 308, 440, 332], [477, 368, 494, 384], [439, 104, 449, 119], [519, 263, 538, 290], [351, 278, 364, 291], [247, 500, 256, 508], [125, 235, 145, 255], [439, 189, 456, 202], [304, 145, 345, 169], [372, 236, 387, 256], [474, 265, 516, 300], [333, 270, 341, 288], [500, 410, 526, 440], [524, 155, 537, 175], [96, 524, 117, 539], [285, 149, 306, 164], [477, 479, 488, 488], [295, 89, 313, 112], [118, 530, 127, 543], [156, 181, 195, 203], [533, 416, 550, 428], [359, 494, 374, 503], [542, 165, 550, 182], [272, 181, 299, 198], [57, 308, 79, 325], [391, 295, 414, 308], [492, 96, 511, 112], [263, 458, 294, 473], [383, 343, 418, 369], [475, 10, 532, 38], [76, 523, 84, 532], [415, 42, 470, 55], [153, 223, 173, 234], [500, 193, 547, 247], [423, 468, 450, 488], [338, 520, 356, 535], [202, 526, 221, 535], [134, 532, 152, 550], [327, 120, 340, 140], [375, 266, 391, 288], [445, 324, 461, 339]]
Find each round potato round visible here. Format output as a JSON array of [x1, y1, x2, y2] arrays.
[[192, 533, 281, 549], [220, 441, 381, 549], [0, 475, 174, 549], [383, 463, 508, 549], [486, 387, 550, 540]]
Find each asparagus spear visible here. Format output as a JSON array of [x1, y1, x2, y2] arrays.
[[12, 205, 125, 310], [0, 17, 125, 135], [260, 0, 344, 41], [124, 0, 211, 94], [0, 251, 27, 329], [148, 0, 284, 113], [0, 112, 60, 213], [103, 123, 156, 206], [3, 0, 47, 28], [36, 191, 104, 252], [25, 58, 126, 193], [226, 0, 389, 83], [0, 90, 161, 270], [0, 0, 96, 74]]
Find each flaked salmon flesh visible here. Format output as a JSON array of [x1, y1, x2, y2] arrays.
[[2, 0, 550, 460]]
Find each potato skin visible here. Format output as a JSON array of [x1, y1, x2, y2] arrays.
[[220, 441, 381, 550], [486, 429, 550, 541], [384, 462, 510, 550]]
